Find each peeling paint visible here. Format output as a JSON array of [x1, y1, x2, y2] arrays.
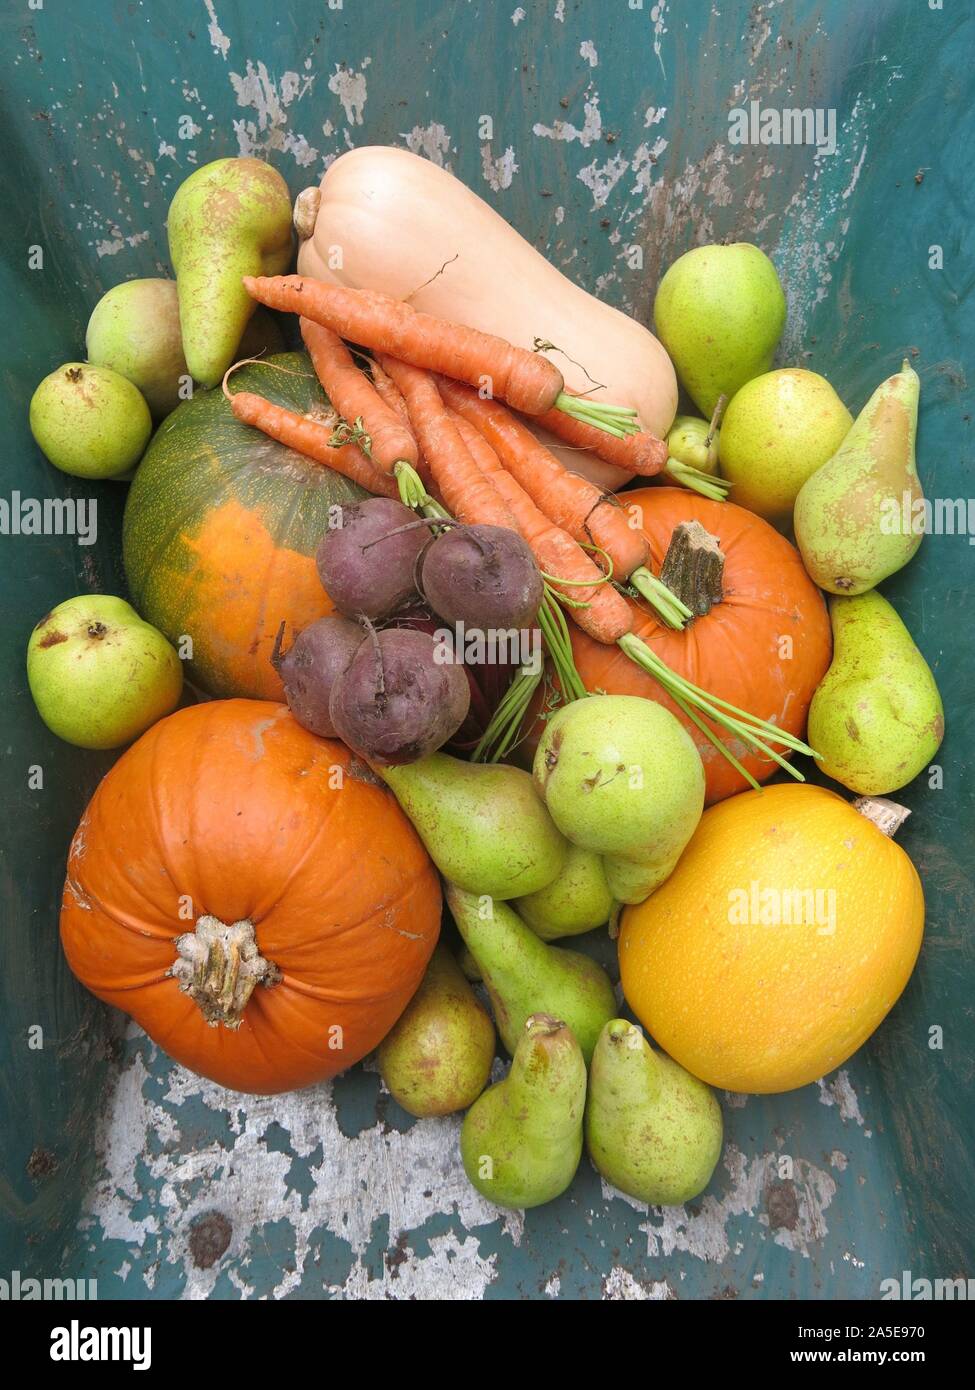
[[481, 143, 519, 191], [328, 61, 370, 128], [818, 1071, 868, 1128], [580, 40, 599, 68], [402, 122, 453, 167], [203, 0, 231, 61]]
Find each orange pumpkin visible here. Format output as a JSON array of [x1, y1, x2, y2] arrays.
[[562, 489, 831, 804], [60, 700, 441, 1093]]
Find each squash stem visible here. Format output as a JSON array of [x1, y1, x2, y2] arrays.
[[169, 916, 280, 1029]]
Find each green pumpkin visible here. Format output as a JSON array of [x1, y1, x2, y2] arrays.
[[123, 353, 365, 699]]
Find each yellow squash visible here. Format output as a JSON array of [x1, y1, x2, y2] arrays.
[[619, 784, 924, 1093]]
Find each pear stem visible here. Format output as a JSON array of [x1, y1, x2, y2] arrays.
[[659, 521, 726, 618], [853, 796, 911, 838]]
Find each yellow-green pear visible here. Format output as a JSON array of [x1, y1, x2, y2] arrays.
[[585, 1019, 722, 1206], [377, 945, 495, 1117], [27, 595, 182, 749], [808, 590, 944, 795], [30, 363, 151, 479], [460, 1014, 586, 1209], [653, 243, 786, 417], [380, 753, 568, 900], [718, 369, 852, 524], [794, 361, 923, 593], [514, 845, 616, 940], [86, 277, 284, 417], [666, 414, 721, 477], [447, 886, 615, 1064], [168, 158, 292, 387]]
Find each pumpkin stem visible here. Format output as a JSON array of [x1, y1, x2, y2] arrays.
[[659, 520, 726, 619], [170, 916, 281, 1029], [853, 796, 911, 838]]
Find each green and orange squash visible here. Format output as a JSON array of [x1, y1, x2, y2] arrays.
[[123, 353, 364, 699]]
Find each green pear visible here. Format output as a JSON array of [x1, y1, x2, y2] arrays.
[[601, 846, 684, 906], [380, 753, 567, 900], [30, 363, 151, 479], [86, 278, 284, 417], [808, 590, 944, 795], [168, 158, 292, 387], [461, 1014, 586, 1209], [27, 595, 182, 749], [514, 845, 616, 940], [446, 885, 616, 1063], [585, 1020, 723, 1205], [533, 694, 705, 860], [377, 945, 495, 1117], [718, 369, 853, 524], [666, 414, 721, 476], [794, 360, 922, 593], [653, 243, 786, 417]]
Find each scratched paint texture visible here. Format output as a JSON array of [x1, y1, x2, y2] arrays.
[[1, 1, 972, 1298]]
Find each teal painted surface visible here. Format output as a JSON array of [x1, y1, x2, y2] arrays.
[[1, 0, 972, 1297]]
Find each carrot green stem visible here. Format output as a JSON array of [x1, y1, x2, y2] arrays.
[[394, 460, 431, 509], [617, 631, 818, 788], [665, 458, 730, 501], [555, 392, 641, 435], [628, 566, 692, 630]]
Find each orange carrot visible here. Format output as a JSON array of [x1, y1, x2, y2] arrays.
[[535, 406, 668, 475], [379, 358, 517, 530], [299, 317, 418, 473], [227, 390, 398, 498], [437, 378, 648, 580], [446, 410, 632, 644], [369, 359, 435, 492], [245, 275, 565, 415]]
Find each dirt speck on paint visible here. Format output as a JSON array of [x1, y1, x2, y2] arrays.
[[188, 1210, 233, 1269]]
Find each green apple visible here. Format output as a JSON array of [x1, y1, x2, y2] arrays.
[[27, 595, 183, 749], [718, 368, 853, 524], [653, 243, 786, 417], [29, 363, 152, 479]]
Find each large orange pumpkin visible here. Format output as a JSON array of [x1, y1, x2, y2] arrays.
[[562, 489, 831, 804], [60, 700, 441, 1093]]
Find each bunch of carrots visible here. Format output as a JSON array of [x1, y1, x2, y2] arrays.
[[223, 274, 815, 783]]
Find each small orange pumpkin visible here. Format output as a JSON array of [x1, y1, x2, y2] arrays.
[[563, 489, 832, 804], [60, 700, 440, 1093]]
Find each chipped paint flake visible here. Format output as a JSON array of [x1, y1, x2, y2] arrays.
[[533, 87, 602, 147], [553, 0, 565, 19], [203, 0, 231, 61], [818, 1070, 867, 1128], [511, 7, 526, 24], [328, 61, 370, 127], [580, 40, 599, 68], [604, 1268, 674, 1299], [229, 59, 319, 165], [402, 122, 453, 168], [481, 143, 519, 191]]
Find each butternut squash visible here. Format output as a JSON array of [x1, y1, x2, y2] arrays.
[[295, 147, 677, 490]]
